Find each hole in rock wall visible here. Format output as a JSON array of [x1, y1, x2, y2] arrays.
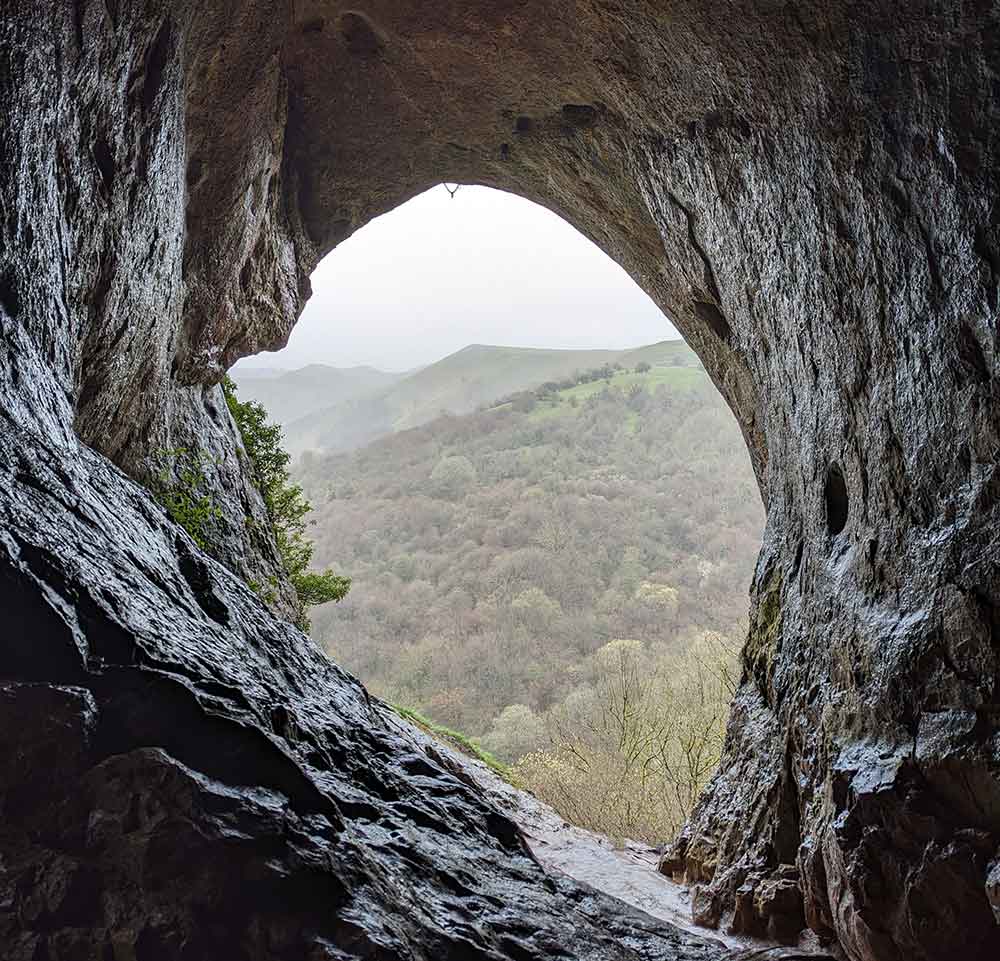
[[232, 185, 765, 846], [824, 463, 849, 536], [0, 269, 21, 320]]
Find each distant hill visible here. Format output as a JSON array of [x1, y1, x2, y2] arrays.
[[232, 366, 288, 380], [617, 339, 699, 368], [274, 340, 699, 455], [231, 363, 403, 426]]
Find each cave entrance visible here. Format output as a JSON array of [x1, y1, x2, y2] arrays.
[[233, 184, 764, 847]]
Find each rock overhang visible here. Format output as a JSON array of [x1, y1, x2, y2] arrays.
[[1, 3, 999, 959]]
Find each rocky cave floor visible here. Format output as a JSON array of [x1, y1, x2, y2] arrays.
[[381, 705, 839, 961]]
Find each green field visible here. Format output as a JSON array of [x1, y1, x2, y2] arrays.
[[527, 364, 708, 422]]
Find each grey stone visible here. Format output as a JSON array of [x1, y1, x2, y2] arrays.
[[1, 2, 998, 959]]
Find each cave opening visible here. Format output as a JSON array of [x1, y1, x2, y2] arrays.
[[4, 4, 999, 957], [233, 183, 765, 850]]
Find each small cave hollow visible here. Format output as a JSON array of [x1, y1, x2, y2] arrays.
[[824, 463, 849, 536], [339, 12, 382, 58], [693, 300, 732, 342]]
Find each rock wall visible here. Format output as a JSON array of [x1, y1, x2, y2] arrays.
[[1, 2, 998, 960]]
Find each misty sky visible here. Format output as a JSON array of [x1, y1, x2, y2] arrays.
[[238, 185, 677, 372]]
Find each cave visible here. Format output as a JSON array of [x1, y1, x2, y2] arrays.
[[1, 4, 998, 961]]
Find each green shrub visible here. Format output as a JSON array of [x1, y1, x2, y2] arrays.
[[223, 376, 350, 631], [293, 569, 352, 609], [149, 447, 221, 550]]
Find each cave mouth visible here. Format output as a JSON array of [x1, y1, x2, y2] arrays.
[[234, 184, 765, 850], [5, 4, 999, 958]]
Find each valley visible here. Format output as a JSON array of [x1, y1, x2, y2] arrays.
[[270, 340, 764, 840]]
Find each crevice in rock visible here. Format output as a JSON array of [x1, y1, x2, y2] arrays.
[[957, 320, 990, 385], [88, 248, 115, 329], [773, 747, 802, 865], [176, 537, 231, 626], [695, 300, 732, 342], [186, 157, 204, 190], [72, 0, 85, 51], [918, 219, 944, 293], [92, 134, 115, 196], [140, 19, 172, 116], [666, 192, 726, 333], [824, 464, 848, 537], [973, 224, 1000, 307], [0, 268, 20, 319], [789, 539, 804, 581]]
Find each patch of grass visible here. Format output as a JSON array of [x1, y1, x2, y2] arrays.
[[528, 365, 708, 422], [391, 704, 513, 781]]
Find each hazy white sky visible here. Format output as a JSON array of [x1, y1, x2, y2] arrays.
[[239, 185, 677, 372]]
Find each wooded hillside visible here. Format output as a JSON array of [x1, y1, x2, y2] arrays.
[[298, 365, 761, 735]]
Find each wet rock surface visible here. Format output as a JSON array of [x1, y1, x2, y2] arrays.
[[0, 436, 737, 959], [2, 2, 999, 959], [416, 726, 836, 959]]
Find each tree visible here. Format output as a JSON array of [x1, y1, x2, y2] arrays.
[[479, 703, 549, 764], [223, 377, 349, 631], [429, 454, 477, 499], [511, 586, 562, 634], [635, 581, 680, 617], [635, 361, 651, 373], [513, 634, 737, 843]]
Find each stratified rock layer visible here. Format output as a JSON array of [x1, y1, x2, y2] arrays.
[[1, 3, 998, 960]]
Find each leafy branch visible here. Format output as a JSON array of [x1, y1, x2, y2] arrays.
[[223, 376, 350, 631]]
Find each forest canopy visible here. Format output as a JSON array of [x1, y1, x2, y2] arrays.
[[295, 364, 763, 839]]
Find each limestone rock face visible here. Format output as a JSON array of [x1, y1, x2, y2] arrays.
[[1, 2, 998, 960], [0, 482, 726, 960]]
